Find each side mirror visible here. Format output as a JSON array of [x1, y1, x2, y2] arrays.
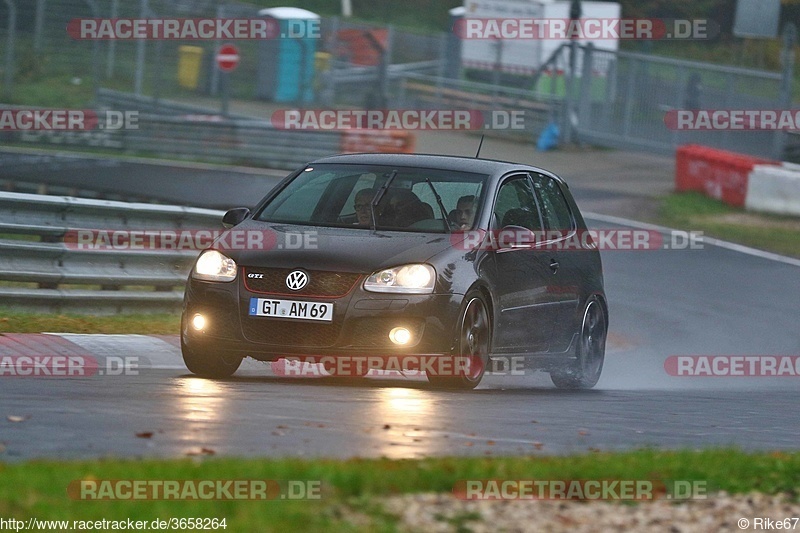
[[222, 207, 250, 228]]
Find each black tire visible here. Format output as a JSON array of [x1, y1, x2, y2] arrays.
[[550, 296, 607, 389], [181, 340, 242, 378], [427, 291, 491, 390]]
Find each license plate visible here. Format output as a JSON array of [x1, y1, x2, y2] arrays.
[[248, 298, 333, 322]]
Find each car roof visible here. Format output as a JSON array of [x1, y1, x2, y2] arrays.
[[308, 153, 564, 183]]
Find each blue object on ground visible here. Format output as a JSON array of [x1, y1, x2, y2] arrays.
[[537, 122, 560, 151]]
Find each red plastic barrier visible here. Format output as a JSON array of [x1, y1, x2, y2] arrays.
[[675, 145, 778, 207], [340, 130, 415, 154], [335, 29, 388, 66]]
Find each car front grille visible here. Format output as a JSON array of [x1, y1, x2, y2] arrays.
[[241, 317, 342, 347], [243, 267, 361, 298]]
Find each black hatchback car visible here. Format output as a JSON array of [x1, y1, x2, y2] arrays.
[[181, 153, 608, 389]]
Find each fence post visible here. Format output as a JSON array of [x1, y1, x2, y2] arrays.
[[134, 0, 148, 96], [209, 3, 224, 96], [601, 56, 617, 131], [106, 0, 119, 78], [622, 57, 637, 139], [85, 0, 101, 101], [672, 66, 688, 149], [577, 43, 594, 140], [382, 25, 394, 106], [435, 32, 446, 104], [563, 39, 578, 143], [773, 23, 797, 160], [491, 38, 502, 102], [33, 0, 45, 53], [2, 0, 15, 99]]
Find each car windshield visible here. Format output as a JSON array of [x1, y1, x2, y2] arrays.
[[255, 164, 486, 233]]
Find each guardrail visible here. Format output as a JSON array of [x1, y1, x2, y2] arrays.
[[3, 89, 415, 169], [0, 191, 223, 314], [124, 114, 344, 170], [396, 72, 558, 138]]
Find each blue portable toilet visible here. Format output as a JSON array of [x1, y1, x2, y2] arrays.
[[256, 7, 319, 103]]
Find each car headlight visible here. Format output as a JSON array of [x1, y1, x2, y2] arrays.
[[192, 250, 237, 282], [364, 264, 436, 294]]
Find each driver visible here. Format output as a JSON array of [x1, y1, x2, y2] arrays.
[[353, 188, 378, 226], [454, 195, 476, 230]]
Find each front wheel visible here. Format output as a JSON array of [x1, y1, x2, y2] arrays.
[[427, 292, 491, 390], [550, 296, 607, 389], [181, 340, 242, 378]]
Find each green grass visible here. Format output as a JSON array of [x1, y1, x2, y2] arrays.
[[0, 450, 798, 531], [658, 192, 800, 258], [0, 310, 180, 334]]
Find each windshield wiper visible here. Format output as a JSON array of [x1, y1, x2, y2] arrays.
[[370, 170, 397, 231], [425, 179, 452, 233]]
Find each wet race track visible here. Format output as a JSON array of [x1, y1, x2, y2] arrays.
[[2, 209, 799, 461]]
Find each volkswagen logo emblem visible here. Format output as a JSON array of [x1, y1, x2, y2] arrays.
[[285, 270, 309, 291]]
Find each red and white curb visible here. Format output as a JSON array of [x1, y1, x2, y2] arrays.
[[0, 334, 422, 379]]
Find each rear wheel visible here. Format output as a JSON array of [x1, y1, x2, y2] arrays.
[[181, 340, 242, 378], [550, 296, 606, 389], [427, 292, 491, 390]]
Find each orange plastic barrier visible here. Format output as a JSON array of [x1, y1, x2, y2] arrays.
[[675, 145, 778, 207], [340, 130, 415, 154], [335, 29, 389, 66]]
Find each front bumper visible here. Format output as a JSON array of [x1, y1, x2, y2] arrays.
[[181, 275, 464, 361]]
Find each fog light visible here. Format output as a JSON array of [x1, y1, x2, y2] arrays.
[[389, 327, 412, 345], [191, 314, 206, 331]]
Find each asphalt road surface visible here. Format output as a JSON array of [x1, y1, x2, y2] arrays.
[[0, 148, 283, 209], [2, 215, 799, 461]]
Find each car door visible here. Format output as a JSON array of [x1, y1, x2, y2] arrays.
[[531, 172, 582, 353], [488, 174, 558, 354]]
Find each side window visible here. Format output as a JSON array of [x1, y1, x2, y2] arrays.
[[493, 176, 543, 232], [532, 174, 573, 232]]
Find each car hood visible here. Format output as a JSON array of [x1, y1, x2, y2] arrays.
[[216, 220, 467, 273]]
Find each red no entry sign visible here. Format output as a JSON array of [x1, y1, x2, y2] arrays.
[[216, 44, 240, 73]]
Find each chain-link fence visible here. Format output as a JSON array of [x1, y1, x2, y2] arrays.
[[559, 42, 796, 159], [0, 0, 449, 111], [0, 0, 797, 160]]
